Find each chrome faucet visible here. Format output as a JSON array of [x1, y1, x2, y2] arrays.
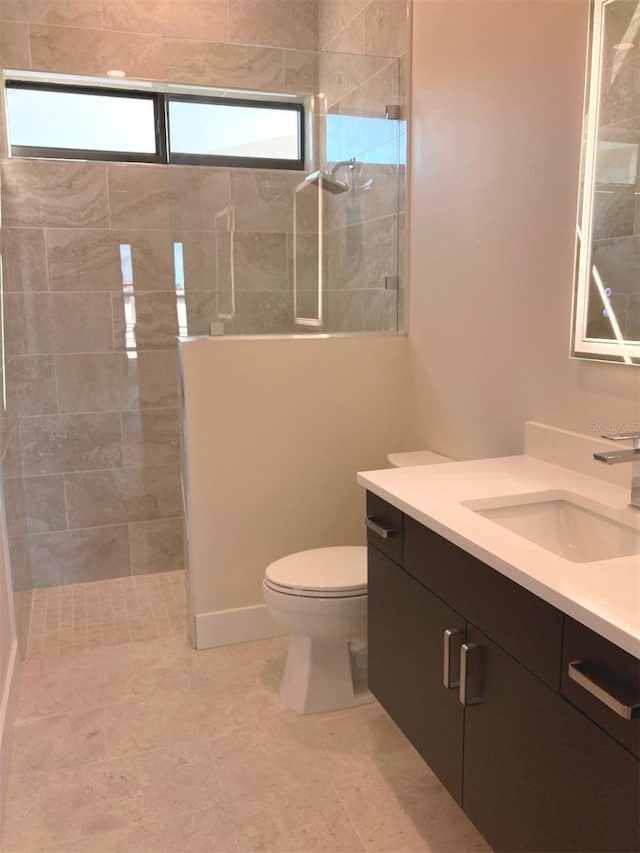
[[593, 432, 640, 510]]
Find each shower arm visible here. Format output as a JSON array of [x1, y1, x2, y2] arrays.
[[328, 157, 356, 177]]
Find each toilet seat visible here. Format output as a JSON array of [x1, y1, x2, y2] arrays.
[[264, 546, 367, 599]]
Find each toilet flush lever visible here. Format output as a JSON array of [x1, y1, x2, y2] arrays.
[[365, 516, 395, 539]]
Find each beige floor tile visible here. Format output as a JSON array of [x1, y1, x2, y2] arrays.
[[111, 807, 237, 853], [17, 654, 190, 721], [2, 739, 222, 851], [9, 706, 107, 775]]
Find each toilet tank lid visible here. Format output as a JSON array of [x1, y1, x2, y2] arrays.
[[387, 450, 454, 467], [265, 546, 367, 592]]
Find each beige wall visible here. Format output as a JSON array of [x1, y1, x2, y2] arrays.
[[180, 333, 413, 645], [408, 0, 640, 461]]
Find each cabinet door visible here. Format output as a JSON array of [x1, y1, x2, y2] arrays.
[[368, 544, 466, 803], [462, 626, 640, 852]]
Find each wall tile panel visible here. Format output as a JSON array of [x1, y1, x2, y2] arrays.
[[19, 412, 123, 475]]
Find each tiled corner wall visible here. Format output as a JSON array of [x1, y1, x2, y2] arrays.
[[0, 0, 409, 611], [319, 0, 408, 332]]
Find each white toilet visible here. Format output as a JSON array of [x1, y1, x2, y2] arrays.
[[263, 450, 453, 714], [263, 546, 370, 714]]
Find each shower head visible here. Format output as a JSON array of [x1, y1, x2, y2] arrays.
[[303, 157, 357, 195], [303, 169, 350, 194]]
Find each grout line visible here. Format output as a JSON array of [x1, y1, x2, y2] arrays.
[[329, 778, 369, 852]]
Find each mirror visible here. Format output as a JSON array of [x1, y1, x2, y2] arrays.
[[571, 0, 640, 365]]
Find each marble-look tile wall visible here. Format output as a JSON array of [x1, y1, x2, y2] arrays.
[[0, 0, 407, 596], [0, 0, 320, 594], [318, 0, 408, 332]]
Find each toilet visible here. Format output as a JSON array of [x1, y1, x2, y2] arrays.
[[263, 450, 453, 714], [263, 546, 370, 714]]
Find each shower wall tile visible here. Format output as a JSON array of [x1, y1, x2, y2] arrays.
[[24, 474, 67, 534], [19, 412, 123, 475], [4, 293, 27, 357], [230, 170, 300, 232], [65, 465, 182, 528], [184, 292, 219, 336], [364, 287, 398, 331], [121, 409, 181, 468], [174, 231, 217, 292], [13, 356, 58, 416], [334, 57, 398, 118], [283, 50, 320, 93], [318, 0, 368, 49], [55, 351, 179, 413], [20, 292, 114, 354], [324, 11, 364, 54], [229, 0, 318, 50], [130, 517, 185, 575], [1, 161, 109, 229], [168, 168, 230, 231], [361, 164, 402, 221], [3, 229, 48, 292], [107, 166, 171, 231], [233, 232, 288, 290], [339, 215, 396, 289], [0, 0, 102, 27], [231, 291, 294, 334], [164, 39, 284, 90], [364, 0, 408, 58], [45, 229, 175, 292], [3, 476, 27, 538], [0, 21, 31, 67], [8, 535, 30, 593], [29, 24, 164, 78], [112, 292, 180, 350], [102, 0, 230, 41], [325, 289, 365, 331], [27, 525, 131, 587]]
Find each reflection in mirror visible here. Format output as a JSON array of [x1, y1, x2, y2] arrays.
[[572, 0, 640, 365]]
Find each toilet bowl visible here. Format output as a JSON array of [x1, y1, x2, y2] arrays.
[[263, 546, 372, 714], [264, 451, 454, 715]]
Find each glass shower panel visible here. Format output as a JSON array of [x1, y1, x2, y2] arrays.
[[215, 206, 235, 321], [316, 53, 404, 333]]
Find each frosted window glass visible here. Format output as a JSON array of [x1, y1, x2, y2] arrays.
[[168, 100, 300, 160], [7, 87, 157, 153]]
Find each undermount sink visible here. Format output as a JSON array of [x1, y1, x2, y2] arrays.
[[463, 491, 640, 563]]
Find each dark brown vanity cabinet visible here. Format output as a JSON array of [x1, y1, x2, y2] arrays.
[[366, 492, 640, 853]]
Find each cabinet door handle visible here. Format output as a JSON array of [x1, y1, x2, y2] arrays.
[[443, 628, 464, 688], [365, 516, 396, 539], [568, 661, 640, 720], [459, 642, 484, 706]]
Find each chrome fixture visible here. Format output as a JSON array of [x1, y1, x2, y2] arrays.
[[593, 432, 640, 510], [303, 157, 356, 195]]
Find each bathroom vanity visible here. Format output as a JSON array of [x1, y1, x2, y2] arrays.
[[358, 457, 640, 853]]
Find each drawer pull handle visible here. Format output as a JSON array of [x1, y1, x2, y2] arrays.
[[460, 642, 484, 706], [568, 661, 640, 720], [366, 516, 395, 539], [443, 628, 464, 689]]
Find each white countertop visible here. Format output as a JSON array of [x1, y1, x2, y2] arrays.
[[357, 455, 640, 658]]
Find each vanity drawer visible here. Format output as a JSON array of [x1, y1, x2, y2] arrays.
[[366, 492, 403, 566], [403, 515, 563, 690], [561, 617, 640, 759]]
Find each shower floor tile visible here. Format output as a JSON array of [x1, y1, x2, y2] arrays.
[[24, 571, 186, 661], [2, 577, 492, 853]]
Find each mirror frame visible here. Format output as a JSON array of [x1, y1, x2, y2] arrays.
[[570, 0, 640, 366]]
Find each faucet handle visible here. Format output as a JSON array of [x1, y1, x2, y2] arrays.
[[601, 432, 640, 448]]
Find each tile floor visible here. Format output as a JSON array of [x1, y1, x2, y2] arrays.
[[1, 571, 491, 853]]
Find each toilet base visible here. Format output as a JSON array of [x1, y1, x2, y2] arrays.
[[279, 634, 374, 714]]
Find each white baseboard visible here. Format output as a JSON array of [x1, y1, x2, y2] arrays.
[[195, 603, 286, 650], [0, 641, 20, 828]]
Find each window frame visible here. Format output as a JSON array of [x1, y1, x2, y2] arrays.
[[166, 94, 305, 170], [5, 80, 305, 171], [5, 80, 168, 164]]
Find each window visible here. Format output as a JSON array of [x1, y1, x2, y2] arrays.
[[5, 79, 305, 170]]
